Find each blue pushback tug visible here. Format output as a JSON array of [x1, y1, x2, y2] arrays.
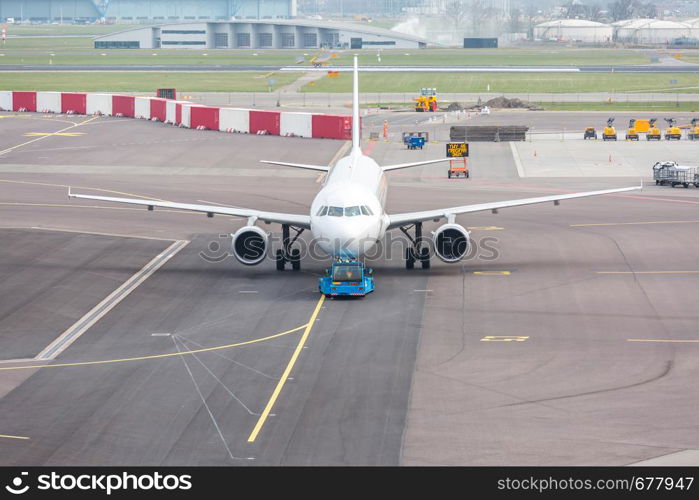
[[319, 260, 375, 297]]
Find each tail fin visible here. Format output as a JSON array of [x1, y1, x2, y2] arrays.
[[351, 56, 361, 155]]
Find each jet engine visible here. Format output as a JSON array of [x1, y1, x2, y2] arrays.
[[432, 223, 470, 263], [231, 226, 268, 265]]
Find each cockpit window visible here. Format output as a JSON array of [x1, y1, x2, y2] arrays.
[[316, 206, 328, 216], [344, 206, 361, 217], [327, 206, 343, 217], [361, 205, 374, 216]]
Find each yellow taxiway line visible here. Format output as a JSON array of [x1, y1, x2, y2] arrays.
[[0, 324, 308, 372], [248, 295, 325, 443], [0, 434, 30, 440], [0, 178, 169, 202], [0, 116, 98, 156]]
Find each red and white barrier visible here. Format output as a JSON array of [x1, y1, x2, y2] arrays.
[[149, 97, 167, 122], [0, 91, 12, 111], [0, 90, 352, 141], [13, 91, 37, 112], [61, 93, 86, 114], [165, 100, 187, 125], [180, 103, 204, 129], [219, 107, 249, 133], [250, 110, 280, 135], [134, 97, 151, 120], [87, 93, 112, 116], [190, 105, 219, 131], [112, 95, 135, 118], [37, 91, 62, 113], [281, 112, 313, 138], [312, 114, 353, 140]]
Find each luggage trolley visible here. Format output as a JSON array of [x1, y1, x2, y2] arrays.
[[653, 161, 699, 188], [446, 142, 469, 179]]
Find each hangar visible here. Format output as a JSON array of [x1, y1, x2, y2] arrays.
[[94, 20, 429, 49]]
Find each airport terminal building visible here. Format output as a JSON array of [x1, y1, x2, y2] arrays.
[[94, 20, 429, 49]]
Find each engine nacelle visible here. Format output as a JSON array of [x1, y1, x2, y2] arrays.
[[231, 226, 268, 265], [432, 223, 470, 263]]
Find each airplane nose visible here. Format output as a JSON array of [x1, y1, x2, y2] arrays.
[[316, 220, 378, 258]]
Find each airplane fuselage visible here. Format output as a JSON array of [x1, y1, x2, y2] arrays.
[[310, 151, 388, 259]]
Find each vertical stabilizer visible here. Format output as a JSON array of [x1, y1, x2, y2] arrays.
[[352, 56, 361, 154]]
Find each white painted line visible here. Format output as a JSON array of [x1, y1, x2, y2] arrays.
[[35, 240, 189, 360], [509, 141, 525, 178], [29, 226, 177, 242], [280, 66, 582, 73], [413, 289, 433, 292], [238, 290, 258, 294]]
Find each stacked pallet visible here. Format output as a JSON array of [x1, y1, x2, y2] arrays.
[[450, 125, 529, 142]]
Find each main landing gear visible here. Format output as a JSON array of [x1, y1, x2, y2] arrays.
[[400, 222, 430, 270], [276, 224, 304, 271]]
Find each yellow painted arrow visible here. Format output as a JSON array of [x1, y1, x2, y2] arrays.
[[23, 132, 85, 137]]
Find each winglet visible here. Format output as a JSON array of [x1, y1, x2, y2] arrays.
[[351, 55, 361, 155], [68, 186, 73, 198]]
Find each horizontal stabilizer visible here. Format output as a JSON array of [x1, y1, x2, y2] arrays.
[[382, 158, 450, 172], [260, 160, 329, 172]]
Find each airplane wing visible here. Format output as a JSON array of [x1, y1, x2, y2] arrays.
[[382, 158, 450, 172], [259, 160, 329, 172], [69, 191, 311, 228], [387, 185, 641, 229]]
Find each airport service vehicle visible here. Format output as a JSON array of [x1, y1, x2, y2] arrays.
[[414, 88, 437, 112], [664, 118, 682, 140], [625, 119, 639, 141], [69, 57, 641, 295], [583, 127, 597, 140], [653, 161, 699, 188], [479, 106, 491, 115], [647, 119, 661, 141], [403, 132, 427, 150], [602, 118, 617, 141], [319, 260, 374, 297]]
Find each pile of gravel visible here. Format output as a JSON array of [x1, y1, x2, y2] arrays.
[[477, 97, 543, 111]]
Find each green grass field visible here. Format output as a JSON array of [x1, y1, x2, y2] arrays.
[[302, 72, 699, 93], [0, 71, 301, 92], [0, 41, 657, 67]]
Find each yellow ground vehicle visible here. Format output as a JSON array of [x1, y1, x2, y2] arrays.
[[647, 118, 661, 140], [584, 127, 597, 139], [633, 119, 650, 133], [414, 88, 437, 112], [625, 119, 639, 141], [689, 119, 699, 141], [664, 118, 681, 140], [602, 118, 617, 141]]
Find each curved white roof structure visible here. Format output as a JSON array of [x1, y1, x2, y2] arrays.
[[94, 19, 432, 50], [615, 19, 691, 43], [534, 19, 613, 43]]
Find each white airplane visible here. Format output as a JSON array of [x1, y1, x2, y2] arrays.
[[70, 57, 641, 271]]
